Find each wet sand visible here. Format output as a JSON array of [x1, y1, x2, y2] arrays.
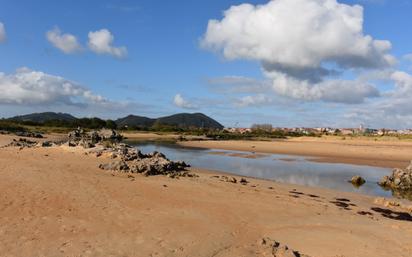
[[1, 135, 412, 256], [179, 137, 412, 168]]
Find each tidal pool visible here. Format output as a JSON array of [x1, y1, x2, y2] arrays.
[[128, 140, 400, 199]]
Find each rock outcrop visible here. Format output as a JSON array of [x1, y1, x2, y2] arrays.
[[90, 135, 194, 178], [379, 161, 412, 191], [99, 147, 192, 178]]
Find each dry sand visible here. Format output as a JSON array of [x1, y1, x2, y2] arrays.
[[179, 137, 412, 168], [1, 135, 412, 256]]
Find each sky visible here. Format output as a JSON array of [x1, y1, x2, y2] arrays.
[[0, 0, 412, 128]]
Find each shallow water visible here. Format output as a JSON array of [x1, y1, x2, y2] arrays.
[[128, 140, 399, 199]]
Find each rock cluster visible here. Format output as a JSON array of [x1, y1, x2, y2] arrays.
[[261, 238, 311, 257], [68, 128, 122, 148], [379, 161, 412, 191], [15, 131, 43, 138], [4, 138, 38, 149], [90, 139, 193, 178], [98, 147, 192, 178], [212, 175, 249, 185]]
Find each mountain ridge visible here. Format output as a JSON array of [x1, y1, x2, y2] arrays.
[[6, 112, 224, 130]]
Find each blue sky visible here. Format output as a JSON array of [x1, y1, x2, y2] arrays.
[[0, 0, 411, 128]]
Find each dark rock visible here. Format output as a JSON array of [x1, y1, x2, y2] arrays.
[[15, 131, 43, 138], [41, 141, 53, 147], [261, 237, 311, 257], [240, 178, 249, 185], [4, 138, 37, 149], [350, 175, 366, 187]]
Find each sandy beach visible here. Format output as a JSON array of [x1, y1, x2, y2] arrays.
[[1, 134, 412, 257], [179, 137, 412, 168]]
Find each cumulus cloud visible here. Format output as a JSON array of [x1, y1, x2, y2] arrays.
[[173, 94, 197, 109], [202, 0, 395, 103], [0, 22, 6, 42], [46, 27, 82, 54], [0, 67, 109, 106], [88, 29, 127, 58], [202, 0, 394, 72]]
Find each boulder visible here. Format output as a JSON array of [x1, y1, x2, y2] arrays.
[[349, 175, 366, 187], [97, 129, 122, 141], [41, 141, 53, 147]]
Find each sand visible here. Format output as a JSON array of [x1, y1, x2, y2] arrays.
[[1, 134, 412, 257], [179, 137, 412, 168]]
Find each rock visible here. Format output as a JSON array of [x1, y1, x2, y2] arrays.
[[98, 145, 193, 178], [379, 161, 412, 192], [97, 129, 123, 141], [221, 176, 237, 183], [41, 141, 53, 147], [261, 238, 311, 257], [67, 128, 123, 148], [4, 138, 37, 149], [240, 178, 249, 185], [350, 175, 366, 187], [99, 161, 129, 172], [15, 131, 43, 138]]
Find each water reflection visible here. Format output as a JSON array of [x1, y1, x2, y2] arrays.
[[127, 140, 398, 199]]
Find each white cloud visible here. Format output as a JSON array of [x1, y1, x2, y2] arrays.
[[46, 27, 82, 54], [173, 94, 197, 109], [235, 94, 273, 107], [266, 70, 380, 104], [0, 22, 6, 42], [202, 0, 395, 104], [345, 70, 412, 128], [202, 0, 394, 72], [0, 67, 108, 106], [88, 29, 127, 58]]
